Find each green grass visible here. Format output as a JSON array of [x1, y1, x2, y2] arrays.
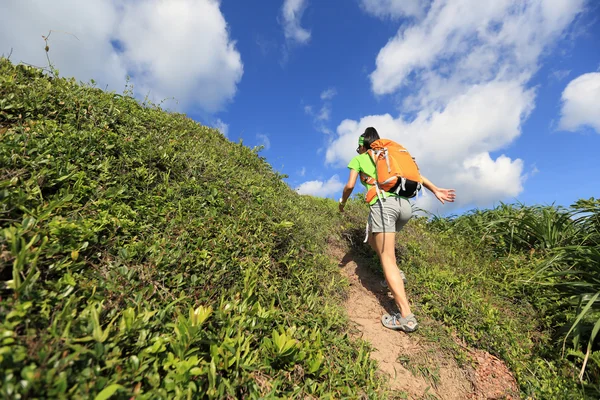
[[0, 58, 388, 399], [339, 200, 599, 398], [1, 57, 598, 399], [422, 202, 600, 398]]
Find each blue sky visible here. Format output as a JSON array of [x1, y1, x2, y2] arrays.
[[2, 0, 599, 216]]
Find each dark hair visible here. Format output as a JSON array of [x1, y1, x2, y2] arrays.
[[362, 127, 380, 149]]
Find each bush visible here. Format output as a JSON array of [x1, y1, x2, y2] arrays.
[[2, 57, 597, 399], [425, 201, 600, 397], [0, 58, 386, 399]]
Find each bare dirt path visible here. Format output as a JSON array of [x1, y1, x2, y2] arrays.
[[330, 244, 519, 400]]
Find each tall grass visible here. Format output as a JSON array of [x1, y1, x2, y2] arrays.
[[536, 199, 600, 382], [429, 199, 600, 393]]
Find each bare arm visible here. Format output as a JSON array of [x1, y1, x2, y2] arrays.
[[421, 176, 438, 192], [421, 175, 456, 204], [339, 169, 359, 212]]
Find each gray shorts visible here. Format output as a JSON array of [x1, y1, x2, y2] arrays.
[[368, 196, 412, 233]]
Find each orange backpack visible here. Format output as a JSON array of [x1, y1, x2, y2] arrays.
[[360, 139, 423, 203]]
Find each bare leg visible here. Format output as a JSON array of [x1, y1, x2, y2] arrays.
[[367, 233, 377, 253], [371, 232, 412, 318]]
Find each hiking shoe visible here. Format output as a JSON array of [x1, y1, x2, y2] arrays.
[[381, 312, 418, 332], [380, 270, 407, 288]]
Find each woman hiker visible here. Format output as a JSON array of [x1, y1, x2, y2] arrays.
[[338, 127, 456, 332]]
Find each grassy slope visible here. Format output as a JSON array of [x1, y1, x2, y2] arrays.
[[0, 59, 386, 399], [0, 59, 593, 399]]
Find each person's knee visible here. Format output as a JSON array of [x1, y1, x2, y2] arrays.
[[379, 251, 396, 266]]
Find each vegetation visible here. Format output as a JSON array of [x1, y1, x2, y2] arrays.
[[422, 201, 600, 398], [0, 58, 386, 399], [1, 57, 598, 399]]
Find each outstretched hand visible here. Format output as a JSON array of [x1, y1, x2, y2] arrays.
[[433, 188, 456, 204]]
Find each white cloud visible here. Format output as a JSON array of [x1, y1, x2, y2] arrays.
[[550, 69, 571, 82], [0, 0, 243, 113], [370, 0, 585, 97], [296, 175, 344, 197], [320, 88, 337, 100], [317, 104, 331, 121], [360, 0, 428, 19], [213, 118, 229, 137], [305, 88, 335, 133], [327, 0, 585, 212], [256, 134, 271, 150], [414, 152, 525, 215], [317, 88, 336, 121], [281, 0, 311, 44], [299, 167, 306, 177], [319, 126, 333, 135], [559, 72, 600, 133], [327, 81, 534, 208]]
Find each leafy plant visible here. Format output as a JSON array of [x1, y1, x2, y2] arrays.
[[2, 54, 598, 400], [0, 57, 387, 399], [535, 199, 600, 383]]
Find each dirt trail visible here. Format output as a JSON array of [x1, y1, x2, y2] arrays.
[[331, 244, 519, 400]]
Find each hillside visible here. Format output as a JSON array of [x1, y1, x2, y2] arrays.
[[1, 58, 598, 399]]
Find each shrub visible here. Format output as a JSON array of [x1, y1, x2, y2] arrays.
[[0, 58, 386, 399]]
